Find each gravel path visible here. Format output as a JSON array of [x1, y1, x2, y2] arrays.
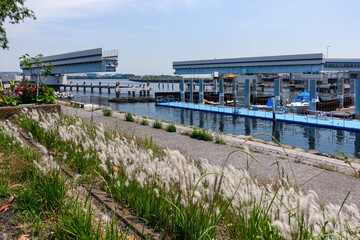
[[61, 105, 360, 206]]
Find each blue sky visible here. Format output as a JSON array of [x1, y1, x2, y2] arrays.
[[1, 0, 360, 75]]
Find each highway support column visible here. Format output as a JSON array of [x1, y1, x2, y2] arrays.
[[309, 79, 316, 111], [213, 79, 217, 95], [219, 78, 224, 106], [355, 79, 360, 119], [180, 79, 185, 102], [199, 79, 204, 104], [244, 79, 250, 108]]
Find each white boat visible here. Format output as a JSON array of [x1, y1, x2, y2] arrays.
[[286, 92, 322, 113]]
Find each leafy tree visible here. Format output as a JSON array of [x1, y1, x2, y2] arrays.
[[0, 0, 36, 49], [19, 53, 53, 97]]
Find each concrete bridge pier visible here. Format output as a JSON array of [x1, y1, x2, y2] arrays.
[[355, 79, 360, 119], [219, 78, 224, 105], [199, 79, 204, 104], [274, 78, 281, 110], [180, 79, 185, 102], [337, 78, 344, 109], [309, 79, 316, 111], [190, 79, 194, 103], [244, 79, 250, 108]]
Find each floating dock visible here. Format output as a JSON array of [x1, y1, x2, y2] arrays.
[[156, 102, 360, 132]]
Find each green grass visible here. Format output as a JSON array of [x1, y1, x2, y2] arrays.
[[125, 112, 134, 122], [0, 121, 126, 239], [13, 110, 357, 240], [103, 109, 112, 117], [153, 120, 163, 129], [166, 123, 176, 132]]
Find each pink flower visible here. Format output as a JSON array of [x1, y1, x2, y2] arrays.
[[42, 87, 45, 90], [32, 88, 35, 91], [18, 91, 23, 95]]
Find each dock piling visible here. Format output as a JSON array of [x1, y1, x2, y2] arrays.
[[83, 82, 86, 92], [219, 78, 224, 106], [309, 79, 316, 111], [91, 83, 94, 93], [180, 79, 184, 102], [274, 78, 281, 109], [338, 77, 344, 109], [108, 84, 111, 94], [356, 79, 360, 119], [190, 79, 194, 103], [245, 79, 250, 108], [76, 83, 79, 92], [99, 82, 102, 94], [199, 79, 204, 104]]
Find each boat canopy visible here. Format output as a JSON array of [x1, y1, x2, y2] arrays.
[[293, 92, 323, 103]]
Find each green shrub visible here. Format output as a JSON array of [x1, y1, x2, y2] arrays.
[[153, 120, 162, 129], [125, 112, 134, 122], [189, 127, 213, 141], [140, 119, 149, 125], [103, 109, 112, 117], [166, 123, 176, 132]]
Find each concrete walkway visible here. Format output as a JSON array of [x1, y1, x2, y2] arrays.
[[61, 105, 360, 206]]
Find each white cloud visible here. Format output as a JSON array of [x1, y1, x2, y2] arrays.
[[26, 0, 133, 21]]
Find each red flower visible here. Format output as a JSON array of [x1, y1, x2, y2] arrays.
[[32, 88, 35, 91]]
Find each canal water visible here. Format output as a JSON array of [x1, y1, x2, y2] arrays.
[[64, 79, 360, 158]]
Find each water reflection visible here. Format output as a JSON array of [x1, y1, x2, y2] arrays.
[[304, 127, 316, 150], [244, 118, 251, 136], [336, 130, 345, 144], [219, 115, 225, 132], [180, 109, 185, 124], [199, 112, 204, 128], [272, 122, 281, 143]]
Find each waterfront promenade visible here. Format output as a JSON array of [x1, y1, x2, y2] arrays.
[[61, 105, 360, 206]]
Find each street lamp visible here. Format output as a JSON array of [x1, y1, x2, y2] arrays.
[[326, 45, 331, 58]]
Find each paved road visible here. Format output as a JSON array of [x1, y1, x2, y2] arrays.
[[61, 106, 360, 206]]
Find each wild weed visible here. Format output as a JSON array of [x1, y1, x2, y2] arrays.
[[166, 123, 176, 132], [140, 118, 149, 125], [153, 120, 162, 129], [189, 127, 213, 141], [125, 112, 134, 122], [103, 109, 112, 117]]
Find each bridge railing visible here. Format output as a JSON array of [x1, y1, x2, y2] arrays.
[[102, 50, 118, 59]]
